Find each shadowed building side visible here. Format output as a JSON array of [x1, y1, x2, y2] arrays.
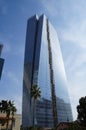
[[0, 44, 4, 79]]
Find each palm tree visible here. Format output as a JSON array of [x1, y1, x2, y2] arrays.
[[0, 100, 8, 126], [0, 100, 8, 128], [31, 84, 41, 127], [0, 100, 17, 130], [8, 100, 17, 130]]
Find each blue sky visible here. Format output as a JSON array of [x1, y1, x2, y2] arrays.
[[0, 0, 86, 120]]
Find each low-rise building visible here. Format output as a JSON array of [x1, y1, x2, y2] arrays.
[[56, 121, 86, 130], [56, 122, 71, 130]]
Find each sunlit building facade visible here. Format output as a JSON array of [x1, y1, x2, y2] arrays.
[[22, 15, 73, 128], [0, 44, 4, 79]]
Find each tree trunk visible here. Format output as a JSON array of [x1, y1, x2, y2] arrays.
[[6, 118, 9, 130], [11, 117, 14, 130], [33, 98, 36, 127]]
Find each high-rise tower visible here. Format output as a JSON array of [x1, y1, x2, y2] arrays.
[[0, 44, 4, 79], [22, 15, 73, 128]]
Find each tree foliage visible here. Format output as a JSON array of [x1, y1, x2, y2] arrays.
[[67, 121, 81, 130], [31, 84, 41, 126], [77, 96, 86, 126], [31, 84, 41, 101], [0, 100, 17, 130]]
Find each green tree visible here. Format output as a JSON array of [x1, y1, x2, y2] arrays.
[[77, 96, 86, 126], [31, 84, 41, 127], [0, 100, 17, 130], [68, 121, 81, 130], [9, 100, 17, 130]]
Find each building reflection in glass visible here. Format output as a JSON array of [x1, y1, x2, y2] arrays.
[[22, 14, 73, 128]]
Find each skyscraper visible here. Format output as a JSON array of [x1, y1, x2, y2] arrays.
[[22, 15, 73, 128], [0, 44, 4, 79]]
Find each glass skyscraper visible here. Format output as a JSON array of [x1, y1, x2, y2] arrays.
[[0, 44, 4, 79], [22, 15, 73, 128]]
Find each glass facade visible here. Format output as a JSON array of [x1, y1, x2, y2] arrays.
[[22, 15, 73, 128], [0, 45, 4, 79]]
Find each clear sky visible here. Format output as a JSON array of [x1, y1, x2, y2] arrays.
[[0, 0, 86, 120]]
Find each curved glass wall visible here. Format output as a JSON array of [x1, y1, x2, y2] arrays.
[[48, 21, 73, 122], [22, 14, 73, 128], [37, 16, 54, 127]]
